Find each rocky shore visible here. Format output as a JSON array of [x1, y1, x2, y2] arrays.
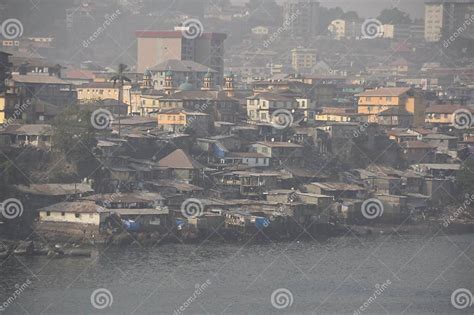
[[2, 218, 474, 260]]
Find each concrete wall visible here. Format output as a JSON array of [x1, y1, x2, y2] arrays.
[[39, 211, 100, 225]]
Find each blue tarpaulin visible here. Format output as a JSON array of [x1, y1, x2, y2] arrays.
[[122, 220, 140, 232], [255, 217, 270, 229]]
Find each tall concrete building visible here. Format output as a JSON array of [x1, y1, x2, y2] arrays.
[[291, 48, 317, 72], [136, 30, 227, 84], [283, 0, 321, 37], [425, 0, 474, 42]]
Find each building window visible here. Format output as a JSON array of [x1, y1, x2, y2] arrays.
[[75, 213, 81, 218], [46, 211, 51, 216], [61, 212, 65, 216]]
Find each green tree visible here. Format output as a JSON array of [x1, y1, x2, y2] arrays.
[[377, 8, 411, 25], [51, 106, 100, 179], [456, 159, 474, 198], [110, 63, 131, 138], [343, 11, 360, 22]]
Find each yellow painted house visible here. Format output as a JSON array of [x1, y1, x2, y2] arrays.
[[157, 109, 210, 136], [315, 107, 368, 123], [0, 93, 18, 125], [77, 82, 132, 112], [0, 94, 6, 125], [139, 94, 163, 115], [356, 87, 425, 127]]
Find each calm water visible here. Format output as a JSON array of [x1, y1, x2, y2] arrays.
[[1, 233, 473, 314]]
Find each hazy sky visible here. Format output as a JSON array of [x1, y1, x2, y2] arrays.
[[231, 0, 426, 18]]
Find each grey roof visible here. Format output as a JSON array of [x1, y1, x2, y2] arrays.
[[0, 124, 52, 136]]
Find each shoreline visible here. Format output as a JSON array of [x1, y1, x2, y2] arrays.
[[1, 220, 474, 256]]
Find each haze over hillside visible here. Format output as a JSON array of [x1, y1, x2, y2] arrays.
[[232, 0, 425, 18]]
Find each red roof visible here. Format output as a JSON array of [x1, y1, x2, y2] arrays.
[[356, 87, 412, 97], [158, 149, 204, 169], [401, 141, 436, 149], [62, 69, 95, 80], [425, 104, 472, 114]]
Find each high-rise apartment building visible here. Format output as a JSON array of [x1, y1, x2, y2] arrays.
[[136, 30, 227, 84], [283, 0, 321, 37], [425, 0, 474, 42]]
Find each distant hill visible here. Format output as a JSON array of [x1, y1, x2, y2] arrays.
[[232, 0, 425, 19]]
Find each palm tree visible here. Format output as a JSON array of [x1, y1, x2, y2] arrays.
[[110, 63, 131, 137]]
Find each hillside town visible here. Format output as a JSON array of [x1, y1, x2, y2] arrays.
[[0, 0, 473, 250]]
